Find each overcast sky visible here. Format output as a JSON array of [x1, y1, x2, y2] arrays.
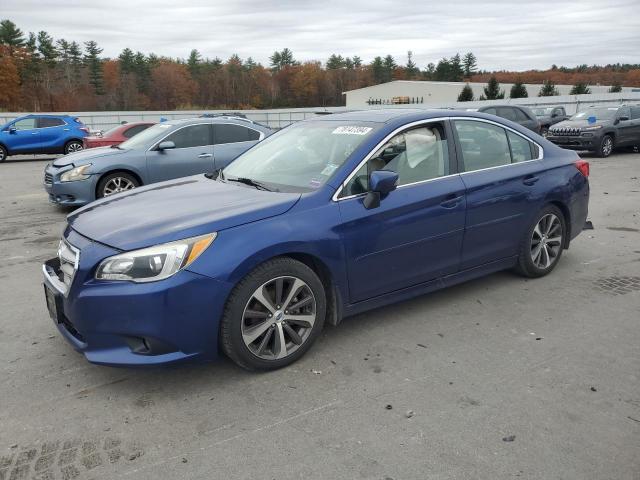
[[2, 0, 639, 70]]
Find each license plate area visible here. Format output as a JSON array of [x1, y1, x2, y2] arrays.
[[44, 284, 63, 323]]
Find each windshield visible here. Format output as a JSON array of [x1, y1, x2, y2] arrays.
[[222, 120, 379, 192], [532, 107, 553, 116], [571, 107, 617, 121], [100, 125, 122, 137], [119, 123, 172, 149]]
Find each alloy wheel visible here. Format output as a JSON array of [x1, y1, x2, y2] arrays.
[[241, 276, 316, 360], [530, 213, 562, 269], [66, 142, 83, 154], [602, 136, 613, 156], [102, 177, 136, 196]]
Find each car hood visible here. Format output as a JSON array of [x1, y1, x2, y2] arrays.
[[52, 147, 128, 167], [68, 175, 301, 250], [551, 119, 607, 130]]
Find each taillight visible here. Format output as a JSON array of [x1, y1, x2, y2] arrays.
[[575, 159, 589, 177]]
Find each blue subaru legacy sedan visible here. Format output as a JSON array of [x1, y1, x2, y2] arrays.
[[43, 116, 272, 206], [42, 109, 589, 370]]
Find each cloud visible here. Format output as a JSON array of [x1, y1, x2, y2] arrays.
[[3, 0, 639, 70]]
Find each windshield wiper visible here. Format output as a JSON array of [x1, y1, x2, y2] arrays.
[[226, 176, 272, 191]]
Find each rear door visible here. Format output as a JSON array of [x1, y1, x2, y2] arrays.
[[452, 118, 546, 269], [6, 117, 40, 153], [213, 123, 263, 169], [630, 106, 640, 145], [145, 122, 215, 182], [615, 106, 634, 146], [37, 117, 67, 152]]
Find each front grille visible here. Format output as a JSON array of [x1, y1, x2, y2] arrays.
[[44, 172, 53, 185], [57, 239, 80, 292], [550, 127, 581, 136]]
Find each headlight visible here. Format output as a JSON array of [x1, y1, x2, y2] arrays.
[[581, 125, 603, 131], [60, 164, 92, 182], [95, 233, 216, 282]]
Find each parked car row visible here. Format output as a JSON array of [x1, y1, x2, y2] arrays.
[[41, 108, 591, 370]]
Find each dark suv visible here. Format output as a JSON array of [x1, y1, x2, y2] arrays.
[[532, 106, 569, 136], [547, 105, 640, 157], [473, 105, 540, 134]]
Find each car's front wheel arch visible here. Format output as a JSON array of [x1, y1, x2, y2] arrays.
[[0, 143, 9, 162], [95, 169, 143, 198]]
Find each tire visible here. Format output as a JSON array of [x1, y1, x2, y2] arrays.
[[96, 172, 140, 198], [0, 145, 7, 162], [64, 140, 84, 155], [515, 205, 566, 278], [596, 134, 613, 158], [220, 257, 326, 371]]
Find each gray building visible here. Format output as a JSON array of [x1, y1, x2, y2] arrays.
[[344, 80, 639, 107]]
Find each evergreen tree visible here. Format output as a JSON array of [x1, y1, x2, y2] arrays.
[[382, 55, 396, 82], [509, 80, 528, 98], [352, 56, 362, 68], [449, 53, 464, 81], [462, 52, 477, 78], [483, 76, 505, 99], [405, 51, 419, 79], [608, 83, 622, 93], [423, 62, 435, 80], [538, 80, 559, 96], [84, 40, 104, 94], [434, 58, 451, 81], [119, 48, 136, 74], [186, 49, 201, 75], [37, 31, 57, 67], [68, 41, 83, 83], [371, 56, 384, 83], [326, 54, 345, 69], [0, 19, 25, 55], [457, 83, 474, 102], [570, 82, 591, 95], [270, 48, 296, 71]]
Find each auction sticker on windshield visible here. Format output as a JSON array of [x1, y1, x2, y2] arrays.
[[332, 126, 372, 135]]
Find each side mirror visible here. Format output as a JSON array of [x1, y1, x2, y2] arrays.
[[157, 140, 175, 151], [9, 126, 17, 134], [363, 170, 398, 209]]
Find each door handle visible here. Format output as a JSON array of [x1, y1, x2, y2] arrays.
[[523, 175, 540, 186], [198, 153, 213, 158], [440, 194, 463, 209]]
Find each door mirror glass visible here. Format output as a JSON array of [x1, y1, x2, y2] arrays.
[[9, 126, 17, 134], [157, 140, 176, 151]]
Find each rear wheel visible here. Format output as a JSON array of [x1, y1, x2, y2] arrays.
[[0, 145, 7, 162], [515, 205, 566, 278], [597, 134, 613, 158], [97, 172, 140, 198], [64, 140, 83, 155], [221, 258, 326, 371]]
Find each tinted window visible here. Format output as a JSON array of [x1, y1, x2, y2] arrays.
[[631, 106, 640, 120], [513, 108, 530, 122], [13, 118, 36, 130], [342, 124, 449, 196], [497, 107, 518, 121], [123, 124, 151, 138], [164, 124, 212, 149], [552, 108, 564, 117], [618, 107, 631, 119], [507, 131, 534, 162], [483, 107, 497, 115], [37, 117, 65, 128], [454, 120, 511, 171], [215, 124, 259, 144]]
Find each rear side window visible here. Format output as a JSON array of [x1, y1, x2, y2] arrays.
[[483, 107, 497, 115], [513, 109, 530, 122], [631, 106, 640, 120], [164, 124, 212, 149], [497, 107, 517, 122], [617, 107, 631, 119], [13, 118, 36, 130], [37, 117, 65, 128], [123, 124, 151, 138], [454, 120, 538, 172], [214, 124, 260, 144]]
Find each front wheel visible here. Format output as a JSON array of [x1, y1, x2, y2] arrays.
[[515, 205, 566, 278], [96, 172, 140, 198], [220, 258, 326, 371], [0, 145, 7, 162], [597, 134, 613, 158], [64, 140, 83, 155]]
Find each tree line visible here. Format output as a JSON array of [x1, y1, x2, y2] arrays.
[[1, 18, 639, 112]]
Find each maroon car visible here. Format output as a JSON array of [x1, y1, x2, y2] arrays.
[[83, 122, 155, 149]]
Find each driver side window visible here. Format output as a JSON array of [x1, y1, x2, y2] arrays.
[[13, 118, 36, 130], [340, 123, 449, 197]]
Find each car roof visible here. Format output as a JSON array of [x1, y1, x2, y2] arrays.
[[165, 116, 267, 129], [313, 108, 524, 124]]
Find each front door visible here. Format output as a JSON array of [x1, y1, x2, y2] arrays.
[[337, 121, 466, 303], [146, 123, 215, 183], [452, 118, 546, 270], [7, 117, 40, 153]]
